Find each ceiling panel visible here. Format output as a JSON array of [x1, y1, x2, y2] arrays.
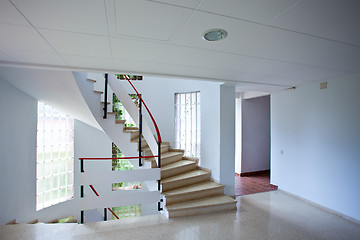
[[114, 0, 193, 41], [0, 50, 16, 62], [62, 55, 113, 69], [111, 38, 169, 62], [175, 11, 261, 52], [320, 17, 360, 46], [252, 75, 305, 86], [164, 45, 297, 77], [2, 50, 67, 66], [0, 0, 30, 26], [0, 23, 54, 53], [269, 0, 360, 37], [148, 0, 201, 9], [270, 63, 350, 81], [293, 38, 360, 72], [12, 0, 108, 35], [40, 30, 112, 58], [232, 26, 312, 62], [198, 0, 299, 24]]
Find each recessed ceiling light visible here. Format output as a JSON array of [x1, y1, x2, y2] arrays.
[[203, 29, 228, 41]]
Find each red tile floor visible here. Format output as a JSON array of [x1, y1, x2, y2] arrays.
[[235, 172, 278, 196]]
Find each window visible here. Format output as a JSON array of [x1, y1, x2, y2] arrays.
[[36, 102, 74, 210], [174, 91, 201, 159], [112, 205, 141, 219]]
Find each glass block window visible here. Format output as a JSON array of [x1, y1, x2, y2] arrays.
[[174, 91, 201, 159], [112, 205, 141, 219], [36, 102, 74, 211]]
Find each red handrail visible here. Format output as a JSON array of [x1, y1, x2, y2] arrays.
[[107, 208, 120, 219], [79, 156, 158, 161], [89, 185, 99, 196], [89, 185, 120, 220], [123, 75, 162, 143]]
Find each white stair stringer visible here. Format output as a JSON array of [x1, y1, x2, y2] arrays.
[[108, 74, 159, 165], [74, 73, 138, 158]]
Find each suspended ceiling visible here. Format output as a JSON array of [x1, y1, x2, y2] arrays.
[[0, 0, 359, 92]]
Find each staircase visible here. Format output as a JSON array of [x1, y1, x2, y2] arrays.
[[129, 133, 236, 218], [78, 73, 236, 218]]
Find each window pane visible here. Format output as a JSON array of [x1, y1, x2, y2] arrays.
[[36, 102, 74, 211], [174, 92, 201, 161]]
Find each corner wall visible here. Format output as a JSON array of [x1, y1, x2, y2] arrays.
[[271, 74, 360, 221]]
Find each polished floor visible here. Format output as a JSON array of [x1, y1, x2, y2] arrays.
[[235, 172, 278, 196], [1, 190, 360, 240]]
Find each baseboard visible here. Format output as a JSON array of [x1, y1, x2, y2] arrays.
[[279, 189, 360, 225], [240, 169, 270, 177]]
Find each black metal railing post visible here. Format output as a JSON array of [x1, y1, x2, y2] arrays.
[[80, 185, 84, 223], [80, 158, 84, 223], [103, 73, 108, 119], [158, 142, 162, 211], [138, 100, 143, 167], [104, 208, 107, 221], [80, 159, 84, 173]]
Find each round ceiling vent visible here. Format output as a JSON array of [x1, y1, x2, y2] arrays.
[[203, 29, 228, 41]]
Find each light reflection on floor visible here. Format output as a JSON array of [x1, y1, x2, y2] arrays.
[[1, 190, 359, 240]]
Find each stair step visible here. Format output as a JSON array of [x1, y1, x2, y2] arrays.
[[131, 137, 149, 148], [115, 119, 126, 124], [142, 143, 170, 155], [165, 195, 236, 218], [124, 127, 138, 131], [160, 151, 184, 166], [161, 160, 197, 179], [161, 169, 210, 191], [28, 219, 39, 224], [163, 181, 224, 204], [87, 78, 96, 83], [93, 90, 103, 94]]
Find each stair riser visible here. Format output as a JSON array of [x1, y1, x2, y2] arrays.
[[167, 203, 236, 218], [162, 173, 210, 192], [130, 132, 140, 140], [161, 154, 184, 166], [161, 163, 197, 179], [165, 187, 224, 205], [143, 145, 170, 156], [134, 140, 148, 148]]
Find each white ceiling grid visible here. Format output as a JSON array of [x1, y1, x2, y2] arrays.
[[0, 0, 358, 92]]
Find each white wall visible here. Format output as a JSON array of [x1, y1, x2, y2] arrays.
[[235, 97, 242, 174], [0, 78, 76, 224], [123, 77, 224, 182], [241, 95, 270, 173], [219, 85, 235, 196], [271, 74, 360, 221], [0, 76, 113, 224], [74, 120, 112, 222]]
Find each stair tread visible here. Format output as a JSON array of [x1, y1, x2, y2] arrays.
[[161, 151, 183, 159], [124, 129, 139, 133], [162, 169, 209, 183], [161, 160, 195, 171], [163, 181, 223, 196], [166, 195, 236, 211], [142, 143, 169, 151]]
